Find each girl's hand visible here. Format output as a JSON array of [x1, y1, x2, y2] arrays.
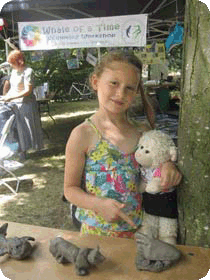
[[94, 198, 137, 228], [159, 161, 182, 191]]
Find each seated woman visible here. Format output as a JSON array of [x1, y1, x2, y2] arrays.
[[1, 50, 43, 160]]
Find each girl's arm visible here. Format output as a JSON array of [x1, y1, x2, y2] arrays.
[[159, 161, 182, 190], [64, 124, 136, 228], [64, 124, 99, 209]]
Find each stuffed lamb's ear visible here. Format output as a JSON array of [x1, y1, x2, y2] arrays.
[[170, 146, 177, 162]]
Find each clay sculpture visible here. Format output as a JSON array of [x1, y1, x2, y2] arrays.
[[49, 236, 105, 276], [135, 232, 181, 272], [0, 223, 35, 260]]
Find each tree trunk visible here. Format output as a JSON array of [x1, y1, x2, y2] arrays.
[[177, 0, 210, 247]]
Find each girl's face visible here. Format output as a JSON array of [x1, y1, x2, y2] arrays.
[[91, 61, 140, 115]]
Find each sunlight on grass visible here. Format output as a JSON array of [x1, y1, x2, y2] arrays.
[[42, 162, 55, 167], [38, 154, 65, 168], [47, 155, 65, 161], [42, 162, 64, 169], [0, 193, 29, 216], [0, 197, 15, 216], [41, 109, 97, 122], [16, 193, 30, 205], [33, 175, 48, 189]]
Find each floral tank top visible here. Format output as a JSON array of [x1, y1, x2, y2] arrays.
[[75, 118, 143, 232]]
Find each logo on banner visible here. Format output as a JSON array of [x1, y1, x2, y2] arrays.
[[122, 20, 142, 44], [21, 25, 41, 47]]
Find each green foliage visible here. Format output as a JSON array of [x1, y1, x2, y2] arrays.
[[25, 49, 93, 98], [0, 40, 6, 63], [166, 44, 183, 72]]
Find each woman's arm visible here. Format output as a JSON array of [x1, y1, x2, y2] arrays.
[[3, 79, 10, 95], [2, 83, 33, 102]]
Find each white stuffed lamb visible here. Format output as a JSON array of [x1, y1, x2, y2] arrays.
[[135, 130, 177, 194], [135, 130, 178, 245]]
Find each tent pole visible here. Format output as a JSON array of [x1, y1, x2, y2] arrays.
[[152, 0, 168, 15], [140, 0, 155, 13], [5, 40, 8, 58], [97, 48, 101, 63]]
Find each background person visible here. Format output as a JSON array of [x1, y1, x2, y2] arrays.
[[1, 49, 43, 160]]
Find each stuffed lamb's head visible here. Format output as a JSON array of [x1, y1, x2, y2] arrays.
[[135, 130, 177, 169]]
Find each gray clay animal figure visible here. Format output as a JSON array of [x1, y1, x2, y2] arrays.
[[49, 237, 105, 276], [135, 232, 181, 272], [0, 223, 35, 260]]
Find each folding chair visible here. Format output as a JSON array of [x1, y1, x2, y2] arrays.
[[0, 114, 20, 195]]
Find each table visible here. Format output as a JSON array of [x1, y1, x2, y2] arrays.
[[36, 99, 55, 139], [0, 221, 210, 280], [36, 99, 56, 124], [144, 81, 177, 90]]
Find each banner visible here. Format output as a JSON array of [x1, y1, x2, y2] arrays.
[[18, 14, 147, 51]]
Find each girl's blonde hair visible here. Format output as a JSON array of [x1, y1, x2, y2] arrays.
[[90, 50, 155, 129], [91, 50, 143, 78], [7, 50, 25, 66]]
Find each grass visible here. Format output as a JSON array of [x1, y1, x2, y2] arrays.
[[0, 99, 98, 231]]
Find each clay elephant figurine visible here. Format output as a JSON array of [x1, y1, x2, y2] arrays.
[[0, 223, 35, 260], [49, 236, 105, 276]]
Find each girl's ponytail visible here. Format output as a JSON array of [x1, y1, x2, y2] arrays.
[[139, 82, 156, 129]]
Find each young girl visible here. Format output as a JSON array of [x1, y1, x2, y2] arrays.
[[64, 51, 181, 239]]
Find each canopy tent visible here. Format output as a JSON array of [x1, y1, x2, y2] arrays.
[[0, 0, 185, 46]]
